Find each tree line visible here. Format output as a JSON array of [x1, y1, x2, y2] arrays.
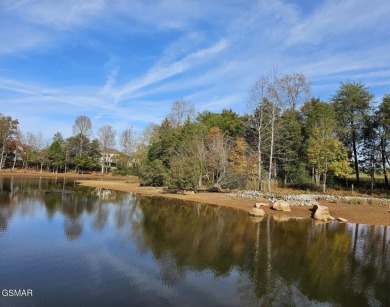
[[0, 114, 137, 175], [1, 71, 389, 192]]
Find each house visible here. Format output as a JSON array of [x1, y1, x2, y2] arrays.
[[100, 148, 120, 168]]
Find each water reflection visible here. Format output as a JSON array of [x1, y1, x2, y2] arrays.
[[0, 176, 389, 306]]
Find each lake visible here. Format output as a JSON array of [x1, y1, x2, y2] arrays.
[[0, 176, 389, 306]]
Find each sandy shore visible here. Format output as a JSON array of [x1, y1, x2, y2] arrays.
[[76, 179, 390, 226]]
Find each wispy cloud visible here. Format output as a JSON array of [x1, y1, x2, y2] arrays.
[[113, 39, 229, 101], [1, 0, 390, 139], [287, 0, 390, 46]]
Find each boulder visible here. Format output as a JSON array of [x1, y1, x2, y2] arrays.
[[272, 201, 291, 212], [248, 208, 265, 217], [254, 202, 269, 208], [311, 205, 335, 221]]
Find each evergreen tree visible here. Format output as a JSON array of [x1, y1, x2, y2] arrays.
[[332, 82, 374, 183]]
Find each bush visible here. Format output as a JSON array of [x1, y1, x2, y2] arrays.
[[138, 160, 167, 186], [220, 169, 246, 189], [166, 156, 200, 190]]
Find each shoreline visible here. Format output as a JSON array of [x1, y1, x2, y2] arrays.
[[76, 179, 390, 227], [1, 171, 389, 226]]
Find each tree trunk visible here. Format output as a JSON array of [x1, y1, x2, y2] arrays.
[[323, 161, 328, 193], [380, 137, 389, 188], [268, 106, 275, 193], [0, 142, 5, 170], [12, 150, 17, 171], [79, 137, 83, 156], [352, 129, 360, 183], [312, 166, 315, 183], [257, 128, 263, 191]]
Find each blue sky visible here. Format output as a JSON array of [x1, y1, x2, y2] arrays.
[[1, 0, 390, 141]]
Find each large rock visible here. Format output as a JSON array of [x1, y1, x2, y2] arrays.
[[311, 205, 335, 221], [254, 202, 269, 208], [248, 208, 265, 217], [272, 201, 291, 212]]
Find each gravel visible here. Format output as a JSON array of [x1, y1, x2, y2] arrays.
[[228, 190, 390, 206]]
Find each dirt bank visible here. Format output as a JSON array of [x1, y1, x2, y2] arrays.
[[77, 179, 390, 226]]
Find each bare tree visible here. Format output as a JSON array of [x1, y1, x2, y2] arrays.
[[275, 72, 311, 110], [22, 132, 36, 169], [35, 132, 49, 172], [120, 127, 136, 157], [98, 125, 116, 173], [205, 127, 231, 186], [249, 76, 268, 191], [267, 71, 312, 191], [72, 115, 92, 155], [167, 99, 195, 128]]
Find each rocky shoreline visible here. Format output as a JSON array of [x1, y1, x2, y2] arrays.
[[229, 190, 390, 206]]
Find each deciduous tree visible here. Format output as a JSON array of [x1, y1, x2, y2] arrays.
[[72, 115, 92, 156], [167, 99, 195, 128], [98, 125, 116, 173]]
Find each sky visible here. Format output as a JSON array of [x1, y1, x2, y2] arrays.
[[1, 0, 390, 142]]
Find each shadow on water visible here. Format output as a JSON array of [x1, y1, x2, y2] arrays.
[[0, 176, 389, 306]]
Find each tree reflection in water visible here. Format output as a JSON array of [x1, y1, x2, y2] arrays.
[[0, 176, 389, 306]]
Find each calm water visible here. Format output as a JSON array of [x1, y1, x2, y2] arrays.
[[0, 177, 389, 307]]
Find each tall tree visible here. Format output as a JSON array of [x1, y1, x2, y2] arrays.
[[377, 94, 390, 188], [267, 70, 310, 192], [302, 99, 336, 184], [98, 125, 116, 173], [247, 71, 310, 192], [278, 109, 303, 185], [332, 81, 374, 183], [48, 132, 66, 173], [34, 132, 48, 172], [72, 115, 92, 155], [0, 114, 19, 169], [248, 75, 269, 191], [303, 99, 352, 190]]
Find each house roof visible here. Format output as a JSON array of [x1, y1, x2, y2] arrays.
[[101, 148, 120, 155]]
